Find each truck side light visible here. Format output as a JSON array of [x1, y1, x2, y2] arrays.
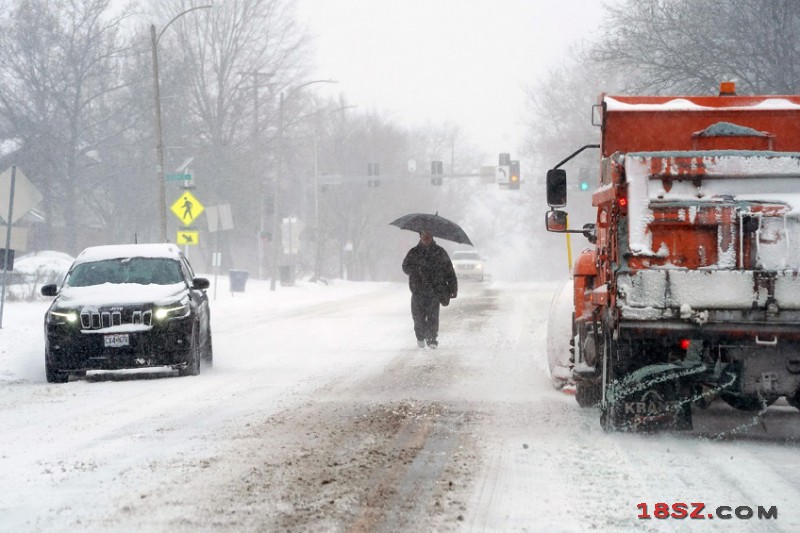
[[618, 196, 628, 208], [679, 338, 691, 351]]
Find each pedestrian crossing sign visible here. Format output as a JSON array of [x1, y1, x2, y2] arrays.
[[170, 191, 205, 225], [177, 230, 199, 246]]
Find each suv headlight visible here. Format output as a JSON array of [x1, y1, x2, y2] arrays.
[[47, 309, 79, 325], [154, 301, 190, 321]]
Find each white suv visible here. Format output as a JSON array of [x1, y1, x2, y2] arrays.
[[451, 250, 486, 282]]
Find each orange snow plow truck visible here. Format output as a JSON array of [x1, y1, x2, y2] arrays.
[[546, 82, 800, 431]]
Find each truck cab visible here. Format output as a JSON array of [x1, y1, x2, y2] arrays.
[[546, 83, 800, 430]]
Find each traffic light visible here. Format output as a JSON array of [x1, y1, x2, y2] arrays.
[[509, 160, 520, 190], [367, 162, 380, 187], [431, 160, 443, 186], [578, 167, 591, 192]]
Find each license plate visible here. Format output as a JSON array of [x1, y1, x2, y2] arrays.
[[104, 334, 129, 347]]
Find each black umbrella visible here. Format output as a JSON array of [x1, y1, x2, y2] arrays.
[[389, 212, 473, 246]]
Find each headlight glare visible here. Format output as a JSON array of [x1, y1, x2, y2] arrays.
[[48, 310, 78, 325], [154, 302, 190, 321]]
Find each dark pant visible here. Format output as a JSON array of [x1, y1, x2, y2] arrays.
[[411, 292, 440, 342]]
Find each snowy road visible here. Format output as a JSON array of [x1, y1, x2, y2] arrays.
[[1, 280, 800, 531]]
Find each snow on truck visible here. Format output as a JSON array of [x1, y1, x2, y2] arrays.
[[545, 82, 800, 431]]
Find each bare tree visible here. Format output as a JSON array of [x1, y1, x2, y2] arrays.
[[146, 0, 312, 267], [0, 0, 134, 253], [592, 0, 800, 94]]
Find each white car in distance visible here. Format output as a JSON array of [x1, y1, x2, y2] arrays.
[[451, 250, 486, 282]]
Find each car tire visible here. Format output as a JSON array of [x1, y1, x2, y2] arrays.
[[178, 328, 201, 377], [45, 358, 69, 383], [202, 330, 213, 368]]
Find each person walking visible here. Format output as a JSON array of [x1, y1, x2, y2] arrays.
[[402, 231, 458, 349]]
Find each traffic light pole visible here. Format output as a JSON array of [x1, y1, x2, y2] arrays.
[[270, 92, 284, 291]]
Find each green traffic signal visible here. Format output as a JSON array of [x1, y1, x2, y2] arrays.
[[579, 181, 590, 191]]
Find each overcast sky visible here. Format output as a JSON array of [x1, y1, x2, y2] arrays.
[[295, 0, 607, 161]]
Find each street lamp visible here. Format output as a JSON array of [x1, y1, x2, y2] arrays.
[[313, 104, 357, 282], [151, 5, 212, 242], [270, 79, 337, 291]]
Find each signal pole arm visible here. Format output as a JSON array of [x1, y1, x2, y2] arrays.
[[552, 144, 600, 169]]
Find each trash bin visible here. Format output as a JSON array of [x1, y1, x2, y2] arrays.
[[279, 265, 295, 287], [228, 270, 249, 293]]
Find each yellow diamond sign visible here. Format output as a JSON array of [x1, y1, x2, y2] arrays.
[[177, 230, 199, 246], [171, 191, 204, 225]]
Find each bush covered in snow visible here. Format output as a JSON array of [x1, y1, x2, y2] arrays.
[[2, 250, 74, 302]]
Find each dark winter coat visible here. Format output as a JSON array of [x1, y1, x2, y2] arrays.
[[402, 240, 458, 305]]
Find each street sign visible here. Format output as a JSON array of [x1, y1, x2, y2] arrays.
[[1, 248, 14, 270], [170, 191, 205, 225], [0, 225, 28, 250], [177, 230, 199, 245], [480, 166, 496, 184], [0, 167, 41, 225], [496, 165, 509, 184], [206, 204, 234, 232], [318, 174, 343, 186], [165, 173, 192, 182], [282, 217, 303, 255]]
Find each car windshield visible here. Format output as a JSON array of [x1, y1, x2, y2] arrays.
[[66, 258, 183, 287], [453, 251, 481, 261]]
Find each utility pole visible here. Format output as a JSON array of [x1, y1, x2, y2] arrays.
[[151, 5, 212, 242], [271, 92, 284, 291], [242, 71, 274, 279], [269, 79, 337, 291]]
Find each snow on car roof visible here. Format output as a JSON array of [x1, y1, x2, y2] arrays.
[[74, 243, 182, 264]]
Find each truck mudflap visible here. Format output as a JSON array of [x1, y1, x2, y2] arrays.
[[600, 362, 736, 431]]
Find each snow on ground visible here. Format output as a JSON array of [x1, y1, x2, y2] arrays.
[[1, 276, 800, 531]]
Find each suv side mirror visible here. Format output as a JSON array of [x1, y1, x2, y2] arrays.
[[545, 210, 568, 232], [192, 277, 210, 290], [41, 284, 59, 297], [546, 168, 567, 208]]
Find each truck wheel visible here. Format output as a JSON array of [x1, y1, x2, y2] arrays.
[[720, 392, 776, 411], [599, 331, 623, 430], [600, 398, 624, 431], [673, 401, 693, 430], [575, 380, 601, 407]]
